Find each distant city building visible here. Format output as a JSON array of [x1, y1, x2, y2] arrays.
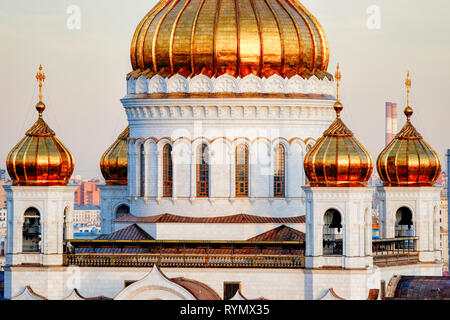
[[385, 102, 398, 146], [73, 205, 101, 226], [437, 171, 448, 197], [0, 208, 6, 258], [0, 170, 6, 182], [0, 181, 6, 209], [441, 197, 448, 273], [74, 182, 101, 206]]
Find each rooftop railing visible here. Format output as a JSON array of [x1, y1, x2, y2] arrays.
[[63, 253, 305, 269], [372, 237, 419, 266]]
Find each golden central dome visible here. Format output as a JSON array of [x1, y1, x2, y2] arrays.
[[303, 66, 373, 187], [130, 0, 329, 79], [100, 127, 129, 186], [6, 66, 74, 186]]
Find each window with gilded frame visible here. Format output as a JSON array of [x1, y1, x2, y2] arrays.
[[163, 144, 173, 197], [197, 144, 209, 197], [235, 144, 249, 197], [274, 144, 286, 197]]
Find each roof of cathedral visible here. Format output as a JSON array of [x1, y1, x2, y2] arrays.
[[6, 65, 74, 187], [100, 127, 129, 186], [387, 276, 450, 300], [114, 213, 305, 224], [129, 0, 330, 80], [170, 278, 222, 300], [303, 65, 373, 187], [247, 225, 305, 241], [96, 224, 154, 241], [377, 74, 441, 187]]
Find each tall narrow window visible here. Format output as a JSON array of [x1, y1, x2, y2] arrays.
[[163, 144, 173, 197], [274, 144, 286, 197], [197, 144, 209, 197], [140, 144, 145, 197], [23, 208, 41, 253], [235, 144, 249, 197], [323, 209, 343, 256], [63, 207, 68, 241]]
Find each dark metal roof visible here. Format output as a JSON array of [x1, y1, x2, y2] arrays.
[[247, 225, 305, 241], [114, 213, 305, 224], [171, 278, 221, 300], [96, 224, 154, 241], [390, 276, 450, 300]]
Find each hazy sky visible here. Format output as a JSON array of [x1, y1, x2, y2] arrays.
[[0, 0, 449, 179]]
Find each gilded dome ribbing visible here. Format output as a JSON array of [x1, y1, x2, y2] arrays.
[[130, 0, 330, 79], [100, 127, 129, 186]]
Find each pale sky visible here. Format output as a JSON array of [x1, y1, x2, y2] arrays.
[[0, 0, 449, 179]]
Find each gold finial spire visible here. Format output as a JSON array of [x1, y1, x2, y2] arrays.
[[335, 63, 341, 102], [333, 64, 343, 118], [36, 65, 46, 102], [35, 65, 46, 118], [404, 71, 413, 121]]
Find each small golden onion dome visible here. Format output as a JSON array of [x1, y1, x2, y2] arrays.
[[6, 67, 74, 186], [130, 0, 330, 79], [376, 107, 441, 187], [100, 127, 129, 186], [304, 102, 373, 187]]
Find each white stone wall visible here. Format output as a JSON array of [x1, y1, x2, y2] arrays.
[[98, 185, 129, 234], [113, 222, 305, 241], [377, 186, 442, 263], [127, 74, 336, 96], [303, 187, 374, 269], [4, 186, 77, 267], [5, 263, 442, 300]]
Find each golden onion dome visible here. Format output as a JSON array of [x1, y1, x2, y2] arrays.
[[304, 66, 373, 187], [377, 74, 441, 187], [130, 0, 330, 79], [100, 127, 129, 186], [6, 66, 74, 186]]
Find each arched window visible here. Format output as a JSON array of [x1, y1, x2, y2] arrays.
[[116, 204, 130, 219], [395, 207, 414, 238], [140, 144, 145, 197], [323, 209, 343, 255], [274, 144, 286, 197], [197, 144, 209, 197], [163, 144, 173, 197], [63, 207, 69, 240], [235, 144, 249, 197], [23, 208, 41, 253]]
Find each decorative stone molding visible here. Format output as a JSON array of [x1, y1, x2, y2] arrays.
[[126, 74, 336, 96], [114, 265, 196, 300]]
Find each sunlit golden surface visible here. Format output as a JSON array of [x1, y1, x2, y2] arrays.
[[6, 66, 74, 187], [6, 110, 74, 186], [304, 102, 373, 187], [377, 109, 441, 187], [100, 127, 129, 186], [130, 0, 329, 79]]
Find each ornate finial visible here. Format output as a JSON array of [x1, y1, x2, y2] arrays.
[[405, 71, 411, 107], [35, 65, 46, 117], [404, 72, 413, 121], [333, 64, 343, 118], [36, 65, 46, 102], [335, 63, 341, 102]]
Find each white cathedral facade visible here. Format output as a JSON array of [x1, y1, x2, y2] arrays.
[[2, 0, 445, 300]]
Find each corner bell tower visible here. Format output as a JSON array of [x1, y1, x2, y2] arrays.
[[302, 65, 374, 270], [4, 65, 76, 268]]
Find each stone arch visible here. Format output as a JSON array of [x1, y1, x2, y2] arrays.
[[63, 206, 70, 241], [114, 266, 196, 300], [395, 206, 414, 238], [323, 208, 343, 256], [115, 204, 130, 219], [23, 207, 41, 253]]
